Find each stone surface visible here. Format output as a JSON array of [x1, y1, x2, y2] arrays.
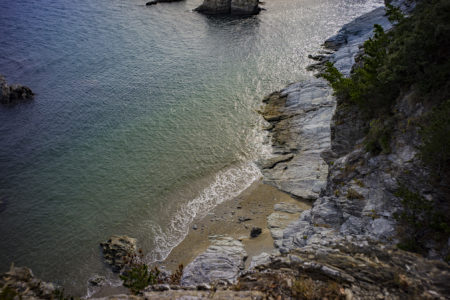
[[100, 235, 138, 273], [250, 227, 262, 238], [0, 265, 60, 300], [1, 74, 34, 104], [181, 236, 247, 286], [195, 0, 259, 15], [259, 79, 335, 201], [237, 242, 450, 299], [230, 0, 260, 15], [92, 290, 265, 299], [88, 275, 107, 287]]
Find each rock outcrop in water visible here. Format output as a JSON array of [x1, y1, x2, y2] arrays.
[[0, 75, 34, 105], [100, 235, 138, 273], [0, 265, 60, 299], [194, 0, 260, 16], [145, 0, 184, 6]]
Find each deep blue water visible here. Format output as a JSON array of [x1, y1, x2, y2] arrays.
[[0, 0, 383, 295]]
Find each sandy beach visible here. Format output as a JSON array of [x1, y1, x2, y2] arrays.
[[161, 180, 311, 271]]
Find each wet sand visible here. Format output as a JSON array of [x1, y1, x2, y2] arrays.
[[161, 180, 311, 271]]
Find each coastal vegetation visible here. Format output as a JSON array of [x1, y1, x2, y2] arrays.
[[320, 0, 450, 254]]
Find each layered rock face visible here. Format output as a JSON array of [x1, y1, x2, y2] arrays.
[[195, 0, 260, 15], [1, 75, 34, 104], [181, 236, 247, 286]]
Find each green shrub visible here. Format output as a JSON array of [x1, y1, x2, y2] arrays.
[[120, 264, 160, 295], [420, 99, 450, 179], [364, 119, 391, 154], [0, 286, 18, 300], [321, 0, 450, 115], [394, 185, 450, 253]]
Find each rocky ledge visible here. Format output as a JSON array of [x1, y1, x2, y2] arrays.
[[194, 0, 260, 16], [100, 235, 138, 273], [181, 236, 247, 286], [0, 265, 60, 300], [1, 74, 34, 105]]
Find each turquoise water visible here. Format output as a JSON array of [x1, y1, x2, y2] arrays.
[[0, 0, 383, 295]]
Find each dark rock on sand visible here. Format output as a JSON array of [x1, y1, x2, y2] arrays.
[[250, 227, 262, 238]]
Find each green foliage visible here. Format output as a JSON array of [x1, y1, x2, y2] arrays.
[[385, 4, 405, 23], [346, 188, 364, 200], [0, 286, 18, 300], [322, 0, 450, 110], [120, 264, 160, 295], [52, 289, 75, 300], [364, 119, 391, 154], [420, 99, 450, 178], [169, 264, 184, 285], [320, 24, 394, 113], [394, 185, 450, 253]]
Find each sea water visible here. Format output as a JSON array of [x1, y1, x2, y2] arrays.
[[0, 0, 383, 295]]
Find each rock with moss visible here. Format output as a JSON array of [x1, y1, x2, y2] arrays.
[[100, 235, 138, 272], [0, 265, 61, 300]]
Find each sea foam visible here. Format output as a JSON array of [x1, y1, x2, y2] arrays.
[[146, 161, 261, 263]]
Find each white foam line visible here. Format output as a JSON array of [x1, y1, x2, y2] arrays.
[[146, 162, 261, 263]]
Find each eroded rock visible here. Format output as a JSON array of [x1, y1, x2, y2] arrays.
[[100, 235, 138, 272], [181, 236, 247, 286]]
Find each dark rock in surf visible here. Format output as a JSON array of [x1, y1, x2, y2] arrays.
[[146, 0, 157, 5]]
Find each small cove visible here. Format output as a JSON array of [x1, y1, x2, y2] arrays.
[[0, 0, 383, 295]]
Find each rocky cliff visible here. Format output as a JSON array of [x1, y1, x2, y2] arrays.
[[2, 1, 449, 299]]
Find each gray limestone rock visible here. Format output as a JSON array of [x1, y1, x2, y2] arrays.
[[260, 78, 335, 200], [273, 202, 303, 214], [181, 236, 247, 286]]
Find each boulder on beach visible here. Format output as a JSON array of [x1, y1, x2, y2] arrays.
[[100, 235, 138, 273], [1, 74, 34, 104]]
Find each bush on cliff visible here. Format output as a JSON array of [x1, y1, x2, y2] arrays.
[[394, 185, 450, 253], [321, 0, 450, 115]]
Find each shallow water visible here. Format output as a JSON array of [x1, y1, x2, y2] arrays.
[[0, 0, 382, 295]]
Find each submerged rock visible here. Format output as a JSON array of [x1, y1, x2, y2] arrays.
[[194, 0, 260, 15], [1, 75, 34, 104], [181, 236, 247, 286], [100, 235, 138, 272]]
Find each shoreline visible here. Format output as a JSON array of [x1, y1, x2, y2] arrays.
[[160, 180, 311, 272]]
